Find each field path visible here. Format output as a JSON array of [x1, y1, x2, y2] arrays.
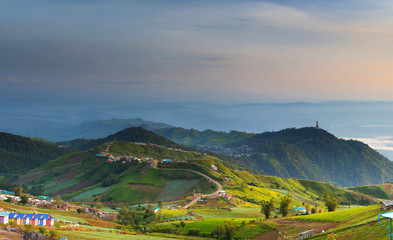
[[155, 167, 223, 208]]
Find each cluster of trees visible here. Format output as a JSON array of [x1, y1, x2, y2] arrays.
[[0, 132, 70, 173], [324, 192, 338, 212], [261, 192, 338, 219], [261, 194, 293, 219], [117, 205, 155, 227], [102, 174, 120, 186]]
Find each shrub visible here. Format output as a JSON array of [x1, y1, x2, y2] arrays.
[[38, 226, 47, 235], [49, 230, 58, 238], [187, 228, 200, 236]]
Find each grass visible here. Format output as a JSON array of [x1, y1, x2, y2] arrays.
[[309, 220, 389, 240], [156, 179, 200, 202], [178, 218, 257, 235], [293, 205, 382, 223], [43, 178, 80, 194], [157, 209, 188, 221], [57, 230, 176, 240], [234, 223, 273, 239], [225, 185, 287, 204], [191, 207, 262, 219], [71, 186, 112, 201]]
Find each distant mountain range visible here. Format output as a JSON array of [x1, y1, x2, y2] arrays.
[[2, 116, 392, 187]]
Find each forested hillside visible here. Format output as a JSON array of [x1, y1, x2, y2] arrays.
[[240, 127, 393, 187], [0, 132, 71, 173], [152, 126, 393, 187]]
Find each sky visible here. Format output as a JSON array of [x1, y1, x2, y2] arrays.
[[2, 0, 393, 105]]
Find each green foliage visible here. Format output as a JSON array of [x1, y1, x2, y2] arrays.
[[49, 230, 58, 238], [279, 194, 292, 217], [103, 174, 120, 187], [117, 206, 145, 227], [20, 195, 29, 205], [324, 192, 339, 212], [234, 223, 273, 240], [0, 132, 70, 173], [187, 228, 200, 236], [38, 226, 47, 235], [349, 184, 392, 199], [261, 198, 275, 219]]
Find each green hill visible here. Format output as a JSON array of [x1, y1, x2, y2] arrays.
[[154, 126, 393, 187], [0, 132, 71, 173], [240, 127, 393, 187], [349, 183, 393, 200], [154, 127, 253, 147], [20, 140, 378, 207], [58, 127, 184, 151]]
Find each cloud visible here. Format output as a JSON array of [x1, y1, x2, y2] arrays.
[[6, 76, 21, 82], [344, 136, 393, 151]]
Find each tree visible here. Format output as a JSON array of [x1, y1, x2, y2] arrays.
[[20, 195, 29, 205], [94, 197, 102, 209], [323, 192, 338, 212], [279, 194, 292, 217], [15, 186, 23, 196], [261, 198, 275, 219], [55, 194, 61, 206], [223, 221, 237, 240]]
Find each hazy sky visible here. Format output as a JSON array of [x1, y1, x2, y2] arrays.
[[2, 0, 393, 105]]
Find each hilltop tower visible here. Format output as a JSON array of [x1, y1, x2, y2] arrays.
[[316, 120, 319, 129]]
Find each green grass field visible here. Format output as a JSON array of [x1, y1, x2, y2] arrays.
[[57, 230, 176, 240], [71, 186, 112, 201], [156, 179, 200, 202], [293, 205, 382, 223], [234, 223, 273, 239]]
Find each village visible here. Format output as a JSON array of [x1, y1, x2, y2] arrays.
[[95, 142, 208, 168]]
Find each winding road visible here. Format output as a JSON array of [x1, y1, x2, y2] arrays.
[[155, 167, 229, 208]]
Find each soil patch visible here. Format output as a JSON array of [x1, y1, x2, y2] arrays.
[[67, 152, 86, 164], [0, 229, 23, 240], [56, 179, 93, 195], [18, 171, 48, 185], [255, 219, 340, 240], [57, 170, 79, 183]]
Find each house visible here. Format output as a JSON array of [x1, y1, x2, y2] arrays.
[[298, 230, 314, 239], [0, 211, 10, 224], [381, 201, 393, 210], [29, 215, 38, 226], [36, 214, 54, 226], [226, 194, 233, 200], [23, 214, 33, 225], [9, 213, 22, 225], [218, 190, 226, 196], [295, 207, 307, 214], [211, 164, 218, 171]]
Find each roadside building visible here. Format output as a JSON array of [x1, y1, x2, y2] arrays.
[[381, 200, 393, 210]]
